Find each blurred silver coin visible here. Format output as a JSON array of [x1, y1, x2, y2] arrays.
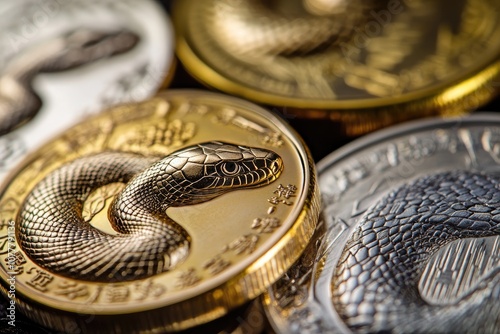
[[264, 114, 500, 333], [0, 0, 175, 183]]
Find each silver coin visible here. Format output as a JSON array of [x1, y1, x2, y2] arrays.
[[264, 114, 500, 333], [0, 0, 175, 183]]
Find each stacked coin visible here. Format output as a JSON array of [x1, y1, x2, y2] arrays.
[[0, 0, 175, 184], [0, 0, 499, 333], [265, 114, 500, 333], [174, 0, 500, 136], [0, 91, 319, 333]]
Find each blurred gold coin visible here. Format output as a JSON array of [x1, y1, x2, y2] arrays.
[[0, 90, 319, 332], [174, 0, 500, 136]]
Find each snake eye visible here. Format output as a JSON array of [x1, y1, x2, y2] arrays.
[[221, 162, 240, 175]]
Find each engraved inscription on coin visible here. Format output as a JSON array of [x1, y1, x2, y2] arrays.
[[0, 0, 175, 181], [0, 91, 319, 333], [174, 0, 500, 134], [264, 114, 500, 333]]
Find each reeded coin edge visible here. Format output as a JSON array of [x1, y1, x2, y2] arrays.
[[0, 91, 320, 332], [262, 112, 500, 334], [173, 0, 500, 127], [0, 140, 319, 333]]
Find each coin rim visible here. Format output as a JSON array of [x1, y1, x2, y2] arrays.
[[0, 90, 320, 332], [317, 112, 500, 172], [263, 112, 500, 334], [173, 0, 500, 113]]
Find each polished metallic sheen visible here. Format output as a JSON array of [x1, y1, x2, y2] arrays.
[[0, 90, 319, 333], [264, 114, 500, 333], [174, 0, 500, 135], [0, 0, 175, 183], [19, 143, 283, 282], [0, 29, 139, 136]]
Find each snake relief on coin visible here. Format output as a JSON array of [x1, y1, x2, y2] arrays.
[[265, 114, 500, 333], [0, 0, 175, 181], [0, 91, 319, 333], [175, 0, 500, 134]]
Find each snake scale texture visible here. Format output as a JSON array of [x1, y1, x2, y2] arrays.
[[332, 171, 500, 333], [18, 142, 283, 282], [209, 0, 386, 57]]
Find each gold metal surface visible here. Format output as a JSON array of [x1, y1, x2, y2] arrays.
[[174, 0, 500, 136], [0, 90, 319, 332]]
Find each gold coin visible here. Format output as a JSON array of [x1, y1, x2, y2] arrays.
[[174, 0, 500, 136], [178, 300, 266, 334], [0, 90, 319, 332]]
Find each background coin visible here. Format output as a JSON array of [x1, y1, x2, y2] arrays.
[[0, 1, 499, 332], [174, 0, 500, 136], [0, 90, 319, 332], [264, 113, 500, 333], [0, 0, 175, 184]]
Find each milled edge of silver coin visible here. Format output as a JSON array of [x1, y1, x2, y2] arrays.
[[264, 112, 500, 333], [0, 0, 175, 186]]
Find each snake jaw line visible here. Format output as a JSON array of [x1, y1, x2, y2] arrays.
[[19, 141, 283, 282]]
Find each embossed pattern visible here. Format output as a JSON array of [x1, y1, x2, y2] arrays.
[[18, 142, 283, 282], [332, 171, 500, 333], [0, 29, 139, 136]]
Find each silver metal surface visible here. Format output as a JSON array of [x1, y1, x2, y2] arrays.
[[0, 0, 174, 184], [265, 114, 500, 333]]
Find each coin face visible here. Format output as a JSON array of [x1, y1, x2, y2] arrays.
[[0, 0, 175, 182], [264, 114, 500, 333], [174, 0, 500, 134], [0, 91, 318, 333]]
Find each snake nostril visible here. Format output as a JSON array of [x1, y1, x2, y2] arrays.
[[270, 161, 279, 174]]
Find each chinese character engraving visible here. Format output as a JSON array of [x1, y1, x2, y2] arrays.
[[55, 281, 90, 300], [223, 234, 260, 255], [5, 251, 26, 275], [104, 284, 130, 303], [0, 198, 18, 226], [214, 109, 283, 147], [85, 286, 103, 304], [268, 184, 298, 212], [274, 184, 297, 204], [252, 217, 282, 234], [26, 268, 54, 292], [176, 268, 201, 288], [263, 133, 284, 148], [133, 280, 166, 301], [203, 256, 231, 275]]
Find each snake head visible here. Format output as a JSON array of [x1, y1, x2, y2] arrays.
[[166, 141, 283, 206]]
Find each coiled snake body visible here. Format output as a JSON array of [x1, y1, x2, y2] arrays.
[[0, 29, 139, 136], [203, 0, 389, 98], [209, 0, 382, 57], [332, 171, 500, 333], [18, 142, 283, 282]]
